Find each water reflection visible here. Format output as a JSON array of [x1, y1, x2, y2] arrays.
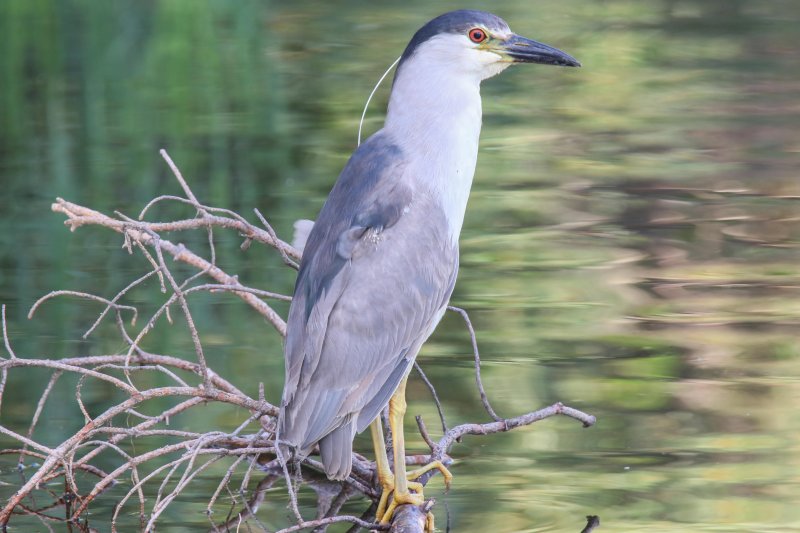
[[1, 0, 799, 531]]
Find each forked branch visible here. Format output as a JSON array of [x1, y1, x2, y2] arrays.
[[0, 150, 595, 532]]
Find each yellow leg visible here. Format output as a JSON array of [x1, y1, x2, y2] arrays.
[[371, 417, 428, 518], [377, 375, 452, 531], [370, 416, 394, 519], [389, 376, 413, 499]]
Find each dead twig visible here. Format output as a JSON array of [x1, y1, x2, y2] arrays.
[[254, 207, 300, 270], [28, 290, 139, 335], [2, 305, 17, 359], [0, 150, 596, 533], [52, 198, 289, 336], [447, 305, 502, 422], [274, 515, 388, 533], [433, 402, 596, 463], [414, 362, 448, 434], [19, 371, 63, 465]]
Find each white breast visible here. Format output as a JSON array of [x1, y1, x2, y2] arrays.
[[404, 109, 481, 242], [384, 36, 485, 243]]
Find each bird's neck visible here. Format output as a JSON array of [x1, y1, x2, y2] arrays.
[[384, 65, 483, 243]]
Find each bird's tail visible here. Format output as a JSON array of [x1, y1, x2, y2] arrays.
[[318, 419, 356, 480], [278, 401, 356, 480]]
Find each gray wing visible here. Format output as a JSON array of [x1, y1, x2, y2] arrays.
[[279, 131, 458, 457]]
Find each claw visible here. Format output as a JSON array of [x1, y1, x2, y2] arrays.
[[407, 460, 453, 491], [377, 473, 446, 528], [379, 489, 425, 524], [376, 484, 391, 521], [376, 470, 394, 517], [376, 478, 425, 520], [425, 511, 435, 532]]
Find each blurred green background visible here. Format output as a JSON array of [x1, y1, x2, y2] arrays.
[[1, 0, 799, 531]]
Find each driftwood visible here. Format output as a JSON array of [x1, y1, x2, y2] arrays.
[[0, 150, 596, 532]]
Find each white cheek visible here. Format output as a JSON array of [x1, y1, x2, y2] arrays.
[[475, 48, 500, 63], [471, 49, 510, 79], [420, 34, 507, 78], [481, 60, 512, 79]]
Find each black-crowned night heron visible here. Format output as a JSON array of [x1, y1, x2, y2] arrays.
[[278, 9, 579, 527]]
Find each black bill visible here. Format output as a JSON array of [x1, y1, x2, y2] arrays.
[[502, 34, 581, 67]]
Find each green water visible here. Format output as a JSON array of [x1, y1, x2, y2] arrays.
[[1, 0, 799, 531]]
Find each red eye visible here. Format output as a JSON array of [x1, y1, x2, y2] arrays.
[[468, 28, 487, 43]]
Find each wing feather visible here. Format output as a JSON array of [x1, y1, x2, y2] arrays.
[[279, 131, 458, 458]]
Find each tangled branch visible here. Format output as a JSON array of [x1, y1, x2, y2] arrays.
[[0, 150, 595, 532]]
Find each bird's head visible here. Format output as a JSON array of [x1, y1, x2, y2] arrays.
[[395, 10, 580, 82]]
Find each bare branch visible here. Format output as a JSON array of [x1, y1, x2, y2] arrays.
[[28, 290, 138, 325], [414, 362, 447, 434], [159, 149, 202, 207], [433, 402, 596, 461], [184, 283, 292, 302], [0, 366, 7, 418], [388, 504, 428, 533], [447, 305, 502, 421], [206, 453, 248, 516], [52, 198, 289, 335], [151, 243, 211, 387], [2, 305, 17, 359], [20, 371, 63, 464], [0, 358, 138, 395], [0, 152, 596, 532], [83, 269, 160, 338], [54, 199, 300, 260], [275, 515, 388, 533], [254, 207, 300, 270], [414, 415, 436, 451], [0, 426, 55, 457], [0, 385, 274, 524]]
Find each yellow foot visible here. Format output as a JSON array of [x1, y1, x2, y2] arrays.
[[425, 511, 435, 532], [376, 475, 424, 521], [375, 470, 393, 520], [379, 487, 424, 525], [376, 462, 453, 528], [407, 460, 453, 491], [380, 492, 436, 532]]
